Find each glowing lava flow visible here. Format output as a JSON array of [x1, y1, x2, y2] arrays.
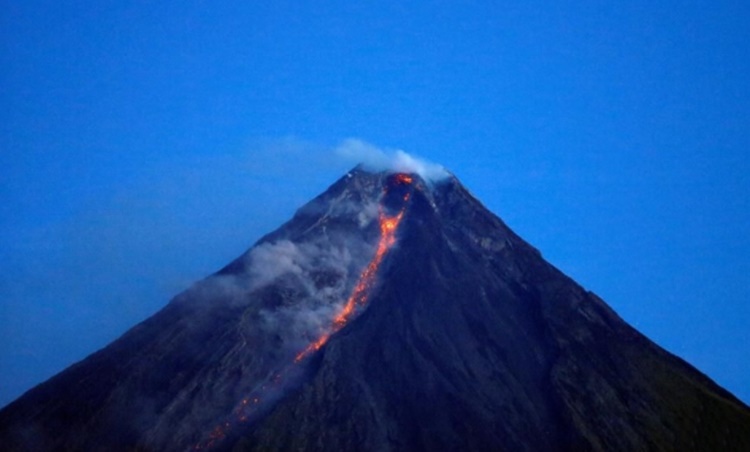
[[294, 208, 405, 362], [294, 173, 412, 361], [194, 173, 412, 450]]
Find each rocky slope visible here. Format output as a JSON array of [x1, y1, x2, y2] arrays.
[[1, 168, 748, 451]]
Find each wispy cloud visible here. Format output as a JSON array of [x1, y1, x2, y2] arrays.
[[335, 138, 449, 182]]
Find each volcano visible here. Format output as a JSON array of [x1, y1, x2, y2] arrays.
[[1, 167, 749, 451]]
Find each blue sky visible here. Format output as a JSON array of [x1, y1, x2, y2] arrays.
[[2, 1, 749, 407]]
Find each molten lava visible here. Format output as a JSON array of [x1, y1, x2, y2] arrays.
[[195, 173, 413, 450], [294, 206, 406, 362], [394, 173, 413, 185]]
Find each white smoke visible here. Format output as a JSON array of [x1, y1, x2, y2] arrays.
[[335, 138, 450, 182], [247, 240, 311, 290], [242, 238, 368, 349], [357, 201, 379, 228]]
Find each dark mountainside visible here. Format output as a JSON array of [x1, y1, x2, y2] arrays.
[[1, 168, 749, 451]]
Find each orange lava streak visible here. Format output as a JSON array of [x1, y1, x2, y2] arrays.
[[196, 174, 413, 450], [294, 206, 406, 362], [394, 173, 413, 184]]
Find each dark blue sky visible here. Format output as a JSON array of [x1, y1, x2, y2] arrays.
[[2, 1, 749, 407]]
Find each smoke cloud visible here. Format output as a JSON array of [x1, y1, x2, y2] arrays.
[[247, 241, 313, 290], [335, 138, 450, 182], [252, 237, 373, 350], [185, 222, 376, 354], [180, 220, 383, 447]]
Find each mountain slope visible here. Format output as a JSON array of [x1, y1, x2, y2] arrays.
[[239, 171, 750, 451], [1, 168, 749, 451]]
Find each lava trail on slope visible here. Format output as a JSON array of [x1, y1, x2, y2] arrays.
[[294, 172, 413, 361], [193, 173, 414, 450]]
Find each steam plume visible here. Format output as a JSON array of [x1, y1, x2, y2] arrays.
[[335, 138, 449, 182]]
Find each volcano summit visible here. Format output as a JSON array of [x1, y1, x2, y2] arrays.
[[1, 167, 749, 451]]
